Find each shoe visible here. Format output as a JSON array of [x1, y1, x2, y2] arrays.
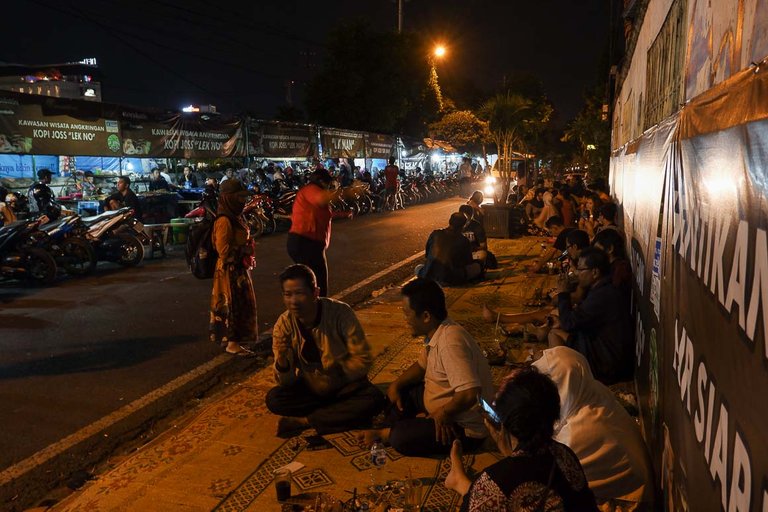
[[225, 345, 256, 356]]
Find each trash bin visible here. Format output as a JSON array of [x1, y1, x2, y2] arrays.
[[170, 218, 191, 244]]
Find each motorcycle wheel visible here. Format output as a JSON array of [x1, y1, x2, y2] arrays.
[[61, 237, 97, 275], [24, 247, 57, 285], [261, 213, 277, 235], [116, 233, 144, 266], [359, 195, 372, 214], [245, 212, 264, 238]]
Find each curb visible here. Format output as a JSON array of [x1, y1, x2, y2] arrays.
[[1, 251, 424, 511]]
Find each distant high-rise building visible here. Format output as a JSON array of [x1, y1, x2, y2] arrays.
[[0, 58, 102, 102]]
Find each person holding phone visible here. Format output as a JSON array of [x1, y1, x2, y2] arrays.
[[445, 367, 598, 512], [359, 278, 495, 456]]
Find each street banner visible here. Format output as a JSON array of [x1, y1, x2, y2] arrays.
[[0, 154, 59, 178], [117, 108, 244, 159], [247, 120, 316, 158], [0, 90, 121, 156], [610, 64, 768, 512], [319, 127, 365, 159], [364, 133, 395, 160]]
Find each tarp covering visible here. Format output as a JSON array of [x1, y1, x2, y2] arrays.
[[0, 90, 121, 157], [247, 120, 316, 158], [611, 63, 768, 512], [364, 133, 395, 160], [422, 137, 456, 152], [0, 90, 245, 160], [0, 154, 58, 178], [319, 127, 365, 159], [116, 107, 244, 159]]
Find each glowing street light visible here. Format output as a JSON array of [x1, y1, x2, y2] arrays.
[[433, 45, 447, 59]]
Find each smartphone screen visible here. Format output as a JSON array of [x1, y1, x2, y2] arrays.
[[478, 397, 502, 426]]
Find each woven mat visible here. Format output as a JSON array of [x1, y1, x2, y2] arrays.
[[52, 237, 566, 512]]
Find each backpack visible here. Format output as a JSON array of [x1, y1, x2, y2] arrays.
[[186, 215, 232, 279]]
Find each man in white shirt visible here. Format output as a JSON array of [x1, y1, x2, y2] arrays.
[[360, 278, 494, 456]]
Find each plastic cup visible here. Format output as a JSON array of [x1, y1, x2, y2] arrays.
[[404, 478, 423, 509], [274, 468, 291, 502]]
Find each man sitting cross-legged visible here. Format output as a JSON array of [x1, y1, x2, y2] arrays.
[[267, 264, 386, 437], [417, 213, 483, 286], [482, 229, 591, 338], [360, 278, 495, 456], [548, 247, 634, 384]]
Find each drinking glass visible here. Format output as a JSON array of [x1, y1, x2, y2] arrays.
[[274, 468, 291, 502]]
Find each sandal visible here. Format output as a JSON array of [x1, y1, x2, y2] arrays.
[[225, 345, 256, 356]]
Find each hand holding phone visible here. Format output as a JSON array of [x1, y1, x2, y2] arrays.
[[478, 396, 502, 427]]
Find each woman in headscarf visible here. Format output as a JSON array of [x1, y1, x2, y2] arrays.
[[445, 366, 598, 512], [533, 189, 561, 229], [209, 179, 257, 355], [533, 346, 654, 508]]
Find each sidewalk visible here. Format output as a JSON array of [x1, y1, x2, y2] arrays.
[[43, 236, 561, 512]]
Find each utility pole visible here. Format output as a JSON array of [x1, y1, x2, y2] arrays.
[[393, 0, 410, 34]]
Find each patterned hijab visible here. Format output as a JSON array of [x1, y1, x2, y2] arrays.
[[217, 180, 250, 230]]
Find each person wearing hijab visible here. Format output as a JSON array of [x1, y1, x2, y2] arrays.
[[533, 346, 654, 508], [533, 189, 561, 229], [287, 168, 350, 297], [209, 179, 258, 355], [445, 366, 598, 512]]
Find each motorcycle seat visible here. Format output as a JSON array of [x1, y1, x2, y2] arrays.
[[80, 210, 121, 227], [41, 217, 68, 232]]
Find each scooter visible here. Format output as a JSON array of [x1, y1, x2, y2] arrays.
[[0, 219, 58, 285], [37, 215, 97, 276], [77, 208, 147, 267]]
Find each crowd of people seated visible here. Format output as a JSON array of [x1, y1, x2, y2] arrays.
[[264, 175, 653, 510]]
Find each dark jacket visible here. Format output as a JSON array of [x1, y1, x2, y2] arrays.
[[108, 189, 143, 221], [421, 228, 474, 285], [557, 277, 634, 384], [178, 174, 199, 188]]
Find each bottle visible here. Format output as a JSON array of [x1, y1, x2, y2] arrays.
[[369, 439, 387, 491]]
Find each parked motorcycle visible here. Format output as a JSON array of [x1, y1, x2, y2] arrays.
[[77, 208, 146, 266], [36, 215, 97, 276], [0, 219, 58, 285]]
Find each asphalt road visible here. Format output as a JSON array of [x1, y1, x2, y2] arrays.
[[0, 197, 464, 471]]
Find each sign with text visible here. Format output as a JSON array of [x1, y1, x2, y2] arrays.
[[0, 91, 120, 156], [320, 127, 365, 159], [118, 109, 244, 159], [365, 132, 395, 159], [610, 68, 768, 512], [248, 121, 316, 158]]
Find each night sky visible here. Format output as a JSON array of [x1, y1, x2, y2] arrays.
[[3, 0, 610, 126]]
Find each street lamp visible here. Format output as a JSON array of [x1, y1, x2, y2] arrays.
[[428, 43, 447, 112]]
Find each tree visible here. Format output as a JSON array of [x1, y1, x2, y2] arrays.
[[561, 88, 611, 179], [479, 92, 553, 203], [274, 104, 304, 122], [428, 110, 491, 159], [304, 20, 441, 135]]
